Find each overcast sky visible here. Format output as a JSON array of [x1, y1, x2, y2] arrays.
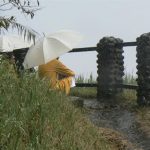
[[3, 0, 150, 78]]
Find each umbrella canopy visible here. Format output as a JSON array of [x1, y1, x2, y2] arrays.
[[23, 30, 83, 69], [0, 35, 32, 52]]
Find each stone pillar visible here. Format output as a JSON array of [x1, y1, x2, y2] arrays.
[[13, 48, 29, 73], [13, 48, 35, 76], [97, 37, 124, 101], [136, 33, 150, 106]]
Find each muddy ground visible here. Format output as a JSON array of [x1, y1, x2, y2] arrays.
[[70, 97, 150, 150]]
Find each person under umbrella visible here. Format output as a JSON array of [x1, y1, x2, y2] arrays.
[[23, 30, 83, 94], [38, 58, 75, 95]]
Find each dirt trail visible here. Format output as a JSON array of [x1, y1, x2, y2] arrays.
[[70, 97, 150, 150], [84, 99, 150, 150]]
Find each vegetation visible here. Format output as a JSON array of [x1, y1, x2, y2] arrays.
[[0, 59, 117, 150], [71, 74, 137, 99], [123, 74, 137, 85], [0, 0, 40, 41], [76, 73, 97, 83], [71, 87, 97, 99]]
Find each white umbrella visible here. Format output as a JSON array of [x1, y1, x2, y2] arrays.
[[23, 30, 83, 69], [0, 35, 32, 52]]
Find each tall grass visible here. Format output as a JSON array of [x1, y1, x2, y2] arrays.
[[123, 74, 137, 85], [76, 73, 137, 84], [0, 59, 115, 150], [72, 74, 97, 98], [71, 73, 137, 100], [75, 73, 97, 83]]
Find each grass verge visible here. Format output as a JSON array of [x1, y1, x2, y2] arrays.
[[0, 60, 117, 150]]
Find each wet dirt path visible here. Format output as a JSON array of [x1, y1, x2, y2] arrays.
[[83, 99, 150, 150], [70, 97, 150, 150]]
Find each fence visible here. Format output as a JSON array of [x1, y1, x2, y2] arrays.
[[70, 33, 150, 106], [1, 33, 150, 106]]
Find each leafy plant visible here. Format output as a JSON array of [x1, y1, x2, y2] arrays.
[[0, 0, 40, 41], [0, 59, 114, 150]]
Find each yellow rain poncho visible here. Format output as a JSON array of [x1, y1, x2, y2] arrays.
[[38, 59, 75, 95]]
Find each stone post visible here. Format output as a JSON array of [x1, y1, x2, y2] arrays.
[[97, 37, 124, 102], [136, 33, 150, 106]]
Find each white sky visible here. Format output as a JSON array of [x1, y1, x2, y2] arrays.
[[2, 0, 150, 78]]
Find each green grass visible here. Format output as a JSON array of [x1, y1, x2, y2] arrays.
[[72, 73, 137, 99], [123, 74, 137, 85], [76, 73, 137, 85], [0, 59, 116, 150], [70, 87, 97, 99], [75, 73, 97, 84], [71, 74, 97, 99]]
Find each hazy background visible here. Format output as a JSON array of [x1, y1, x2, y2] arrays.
[[2, 0, 150, 78]]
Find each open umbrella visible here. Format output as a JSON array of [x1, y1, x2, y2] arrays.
[[23, 30, 83, 69], [0, 35, 32, 52]]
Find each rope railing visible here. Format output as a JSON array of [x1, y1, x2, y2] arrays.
[[69, 47, 96, 53], [75, 83, 138, 90], [0, 41, 137, 55], [69, 41, 137, 53], [122, 42, 137, 47]]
